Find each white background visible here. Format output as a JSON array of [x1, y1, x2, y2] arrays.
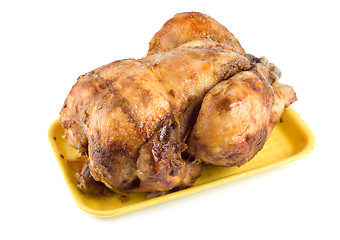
[[1, 1, 339, 239]]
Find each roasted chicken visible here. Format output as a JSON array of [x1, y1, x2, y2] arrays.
[[59, 12, 296, 194]]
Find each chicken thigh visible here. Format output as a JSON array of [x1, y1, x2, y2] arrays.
[[148, 12, 245, 55], [186, 59, 297, 167]]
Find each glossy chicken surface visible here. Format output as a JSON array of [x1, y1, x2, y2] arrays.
[[59, 12, 296, 194]]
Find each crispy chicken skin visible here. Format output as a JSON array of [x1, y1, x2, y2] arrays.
[[59, 12, 296, 194]]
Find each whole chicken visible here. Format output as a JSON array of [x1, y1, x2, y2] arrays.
[[59, 12, 296, 194]]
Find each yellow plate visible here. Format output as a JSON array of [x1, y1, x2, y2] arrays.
[[48, 107, 315, 217]]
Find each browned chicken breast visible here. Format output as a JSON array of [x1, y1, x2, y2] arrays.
[[59, 12, 296, 194]]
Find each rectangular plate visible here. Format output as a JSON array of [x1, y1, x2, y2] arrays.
[[48, 107, 315, 217]]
